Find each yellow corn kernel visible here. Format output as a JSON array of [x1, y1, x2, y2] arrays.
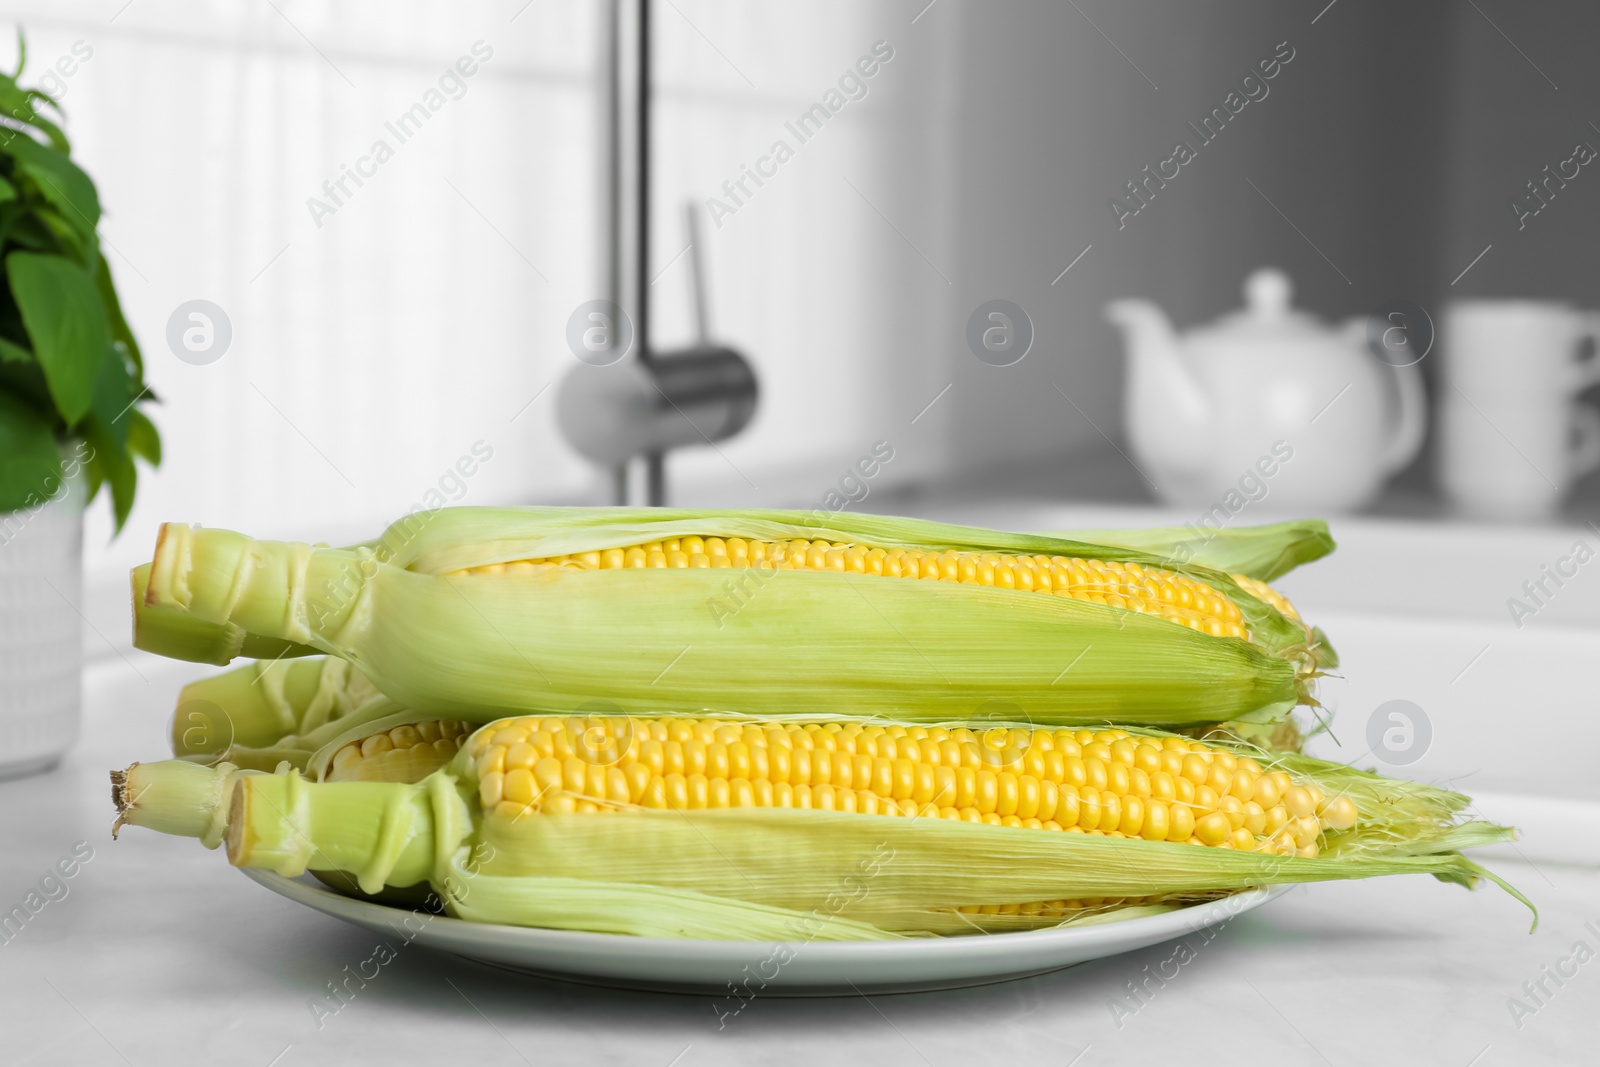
[[328, 719, 471, 784], [452, 536, 1303, 644], [458, 716, 1354, 857]]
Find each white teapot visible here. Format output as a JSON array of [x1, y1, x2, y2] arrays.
[[1105, 269, 1426, 512]]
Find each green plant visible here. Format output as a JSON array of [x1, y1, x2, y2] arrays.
[[0, 33, 157, 531]]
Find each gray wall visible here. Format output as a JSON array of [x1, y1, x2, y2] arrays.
[[1444, 1, 1600, 303], [934, 0, 1596, 491]]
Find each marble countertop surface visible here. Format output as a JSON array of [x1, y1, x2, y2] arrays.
[[1, 659, 1594, 1067]]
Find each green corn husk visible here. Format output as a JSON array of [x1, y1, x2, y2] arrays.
[[166, 659, 465, 779], [172, 647, 1320, 784], [111, 720, 1529, 939], [170, 656, 382, 760], [133, 564, 319, 667], [138, 508, 1334, 729], [182, 701, 421, 775], [128, 519, 1333, 669], [166, 655, 1317, 784], [165, 658, 457, 777], [1054, 519, 1334, 584]]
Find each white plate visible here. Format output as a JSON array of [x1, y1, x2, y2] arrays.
[[241, 869, 1291, 995]]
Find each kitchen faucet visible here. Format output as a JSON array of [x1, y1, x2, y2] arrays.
[[557, 0, 759, 506]]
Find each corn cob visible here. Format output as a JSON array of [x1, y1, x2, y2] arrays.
[[463, 717, 1352, 856], [324, 718, 470, 784], [448, 538, 1285, 641], [112, 713, 1527, 939], [130, 518, 1334, 667], [138, 508, 1335, 728], [258, 714, 1226, 925]]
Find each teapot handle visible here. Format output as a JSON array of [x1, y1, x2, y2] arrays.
[[1572, 312, 1600, 392], [1380, 362, 1428, 475], [1573, 402, 1600, 478]]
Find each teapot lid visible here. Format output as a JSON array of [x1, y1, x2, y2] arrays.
[[1188, 268, 1331, 344]]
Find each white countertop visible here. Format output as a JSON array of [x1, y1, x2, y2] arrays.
[[0, 658, 1594, 1067]]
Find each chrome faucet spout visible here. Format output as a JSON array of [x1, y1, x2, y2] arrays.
[[560, 0, 758, 506]]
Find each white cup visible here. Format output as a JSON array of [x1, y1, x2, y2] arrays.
[[1439, 301, 1600, 519]]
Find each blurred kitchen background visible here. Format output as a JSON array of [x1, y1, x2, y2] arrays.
[[3, 0, 1599, 795], [4, 10, 1600, 1057]]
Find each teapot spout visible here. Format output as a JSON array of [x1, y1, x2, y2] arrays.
[[1104, 299, 1213, 440]]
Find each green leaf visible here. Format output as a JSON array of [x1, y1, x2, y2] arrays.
[[81, 443, 103, 503], [0, 359, 55, 416], [3, 213, 62, 254], [6, 251, 109, 425], [86, 342, 135, 448], [81, 413, 136, 532], [0, 390, 63, 513], [0, 36, 66, 152], [0, 93, 69, 155], [0, 201, 23, 250], [127, 406, 161, 466], [0, 335, 29, 363], [31, 204, 94, 269], [0, 174, 16, 203], [5, 134, 98, 235], [94, 254, 141, 372]]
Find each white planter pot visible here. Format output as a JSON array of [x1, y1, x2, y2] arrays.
[[0, 477, 83, 779]]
